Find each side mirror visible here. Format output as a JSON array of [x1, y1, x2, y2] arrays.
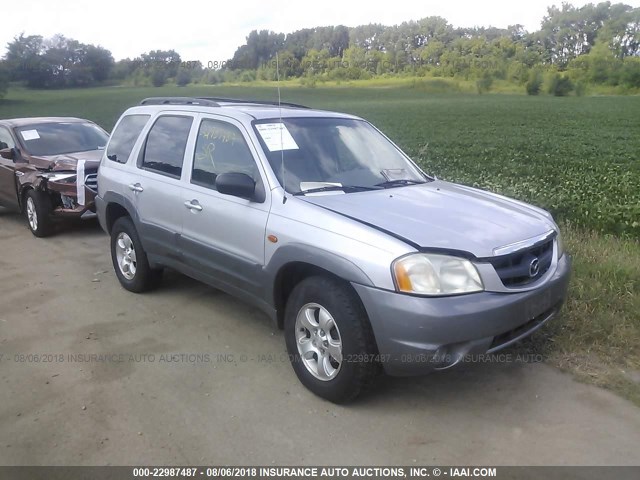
[[216, 172, 256, 200], [0, 148, 15, 160]]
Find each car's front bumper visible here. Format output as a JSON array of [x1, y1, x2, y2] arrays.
[[352, 254, 571, 376], [47, 183, 97, 218]]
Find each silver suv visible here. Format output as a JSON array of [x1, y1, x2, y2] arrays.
[[97, 97, 571, 403]]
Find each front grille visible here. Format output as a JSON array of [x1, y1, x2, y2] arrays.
[[84, 173, 98, 192], [487, 237, 554, 287]]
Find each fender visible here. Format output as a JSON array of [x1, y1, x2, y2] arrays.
[[98, 191, 141, 234], [263, 243, 374, 315]]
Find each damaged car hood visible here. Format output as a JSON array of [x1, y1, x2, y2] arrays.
[[300, 180, 557, 258], [29, 150, 103, 172]]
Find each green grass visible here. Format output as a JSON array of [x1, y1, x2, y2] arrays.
[[1, 85, 639, 403], [516, 226, 640, 405], [3, 85, 638, 235]]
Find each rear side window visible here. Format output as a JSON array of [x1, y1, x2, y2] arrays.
[[107, 115, 150, 163], [140, 116, 193, 178]]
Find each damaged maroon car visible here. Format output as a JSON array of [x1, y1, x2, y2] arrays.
[[0, 117, 109, 237]]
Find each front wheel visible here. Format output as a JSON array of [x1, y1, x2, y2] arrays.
[[25, 189, 53, 237], [284, 276, 379, 403]]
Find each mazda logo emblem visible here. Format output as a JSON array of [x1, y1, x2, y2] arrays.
[[529, 257, 540, 277]]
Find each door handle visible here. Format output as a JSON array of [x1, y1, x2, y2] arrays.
[[184, 200, 203, 212], [128, 183, 144, 193]]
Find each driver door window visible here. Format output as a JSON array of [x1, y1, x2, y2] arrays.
[[0, 128, 15, 150], [191, 119, 259, 189], [0, 127, 19, 210]]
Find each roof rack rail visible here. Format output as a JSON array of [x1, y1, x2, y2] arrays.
[[197, 97, 309, 109], [140, 97, 220, 107]]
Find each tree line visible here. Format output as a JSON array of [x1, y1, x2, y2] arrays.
[[0, 1, 639, 98], [0, 34, 196, 90], [222, 1, 640, 94]]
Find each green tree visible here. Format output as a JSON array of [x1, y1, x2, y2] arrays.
[[4, 33, 45, 82], [84, 45, 114, 82], [150, 67, 167, 87], [600, 5, 640, 58], [476, 71, 493, 93], [111, 58, 138, 81], [621, 57, 640, 87], [568, 41, 623, 85], [0, 62, 8, 99], [548, 73, 574, 95], [229, 30, 284, 70], [419, 40, 446, 67], [175, 67, 191, 86], [140, 50, 181, 77], [3, 33, 114, 88], [350, 23, 387, 51], [300, 48, 331, 76], [537, 2, 635, 67], [526, 70, 543, 95]]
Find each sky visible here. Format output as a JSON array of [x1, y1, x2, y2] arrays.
[[3, 0, 639, 63]]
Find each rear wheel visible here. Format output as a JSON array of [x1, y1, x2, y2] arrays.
[[284, 276, 378, 403], [110, 216, 162, 292], [25, 189, 53, 238]]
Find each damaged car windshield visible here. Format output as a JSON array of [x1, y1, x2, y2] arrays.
[[16, 122, 109, 156], [253, 117, 428, 194]]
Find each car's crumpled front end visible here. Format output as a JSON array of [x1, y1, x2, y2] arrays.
[[25, 152, 101, 218]]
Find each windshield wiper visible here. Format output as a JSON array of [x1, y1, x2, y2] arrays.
[[292, 185, 379, 196], [374, 179, 428, 188]]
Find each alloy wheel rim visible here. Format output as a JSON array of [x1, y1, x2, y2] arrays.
[[295, 303, 343, 381], [26, 197, 38, 231], [115, 232, 137, 280]]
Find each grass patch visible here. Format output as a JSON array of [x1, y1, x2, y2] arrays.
[[1, 85, 638, 403], [514, 224, 640, 405]]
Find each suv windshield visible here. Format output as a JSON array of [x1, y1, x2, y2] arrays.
[[17, 122, 108, 156], [253, 117, 428, 194]]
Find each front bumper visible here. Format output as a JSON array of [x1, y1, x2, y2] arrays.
[[352, 254, 572, 376], [46, 183, 97, 218]]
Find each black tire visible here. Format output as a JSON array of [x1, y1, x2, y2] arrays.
[[284, 275, 379, 403], [110, 216, 162, 293], [24, 189, 53, 238]]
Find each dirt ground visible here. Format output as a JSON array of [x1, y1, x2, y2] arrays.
[[1, 209, 639, 466]]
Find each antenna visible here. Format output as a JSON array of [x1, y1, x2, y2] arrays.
[[276, 52, 287, 204]]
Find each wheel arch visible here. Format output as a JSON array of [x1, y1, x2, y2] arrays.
[[101, 192, 139, 235], [18, 184, 33, 212], [19, 178, 60, 212], [105, 203, 131, 234], [266, 244, 374, 329]]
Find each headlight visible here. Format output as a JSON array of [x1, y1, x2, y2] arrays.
[[556, 231, 565, 258], [41, 172, 76, 183], [392, 253, 484, 296]]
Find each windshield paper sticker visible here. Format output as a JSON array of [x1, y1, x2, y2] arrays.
[[255, 123, 299, 152], [21, 130, 40, 141]]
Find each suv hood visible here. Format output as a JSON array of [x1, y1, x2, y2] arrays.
[[29, 150, 103, 172], [300, 180, 556, 258]]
